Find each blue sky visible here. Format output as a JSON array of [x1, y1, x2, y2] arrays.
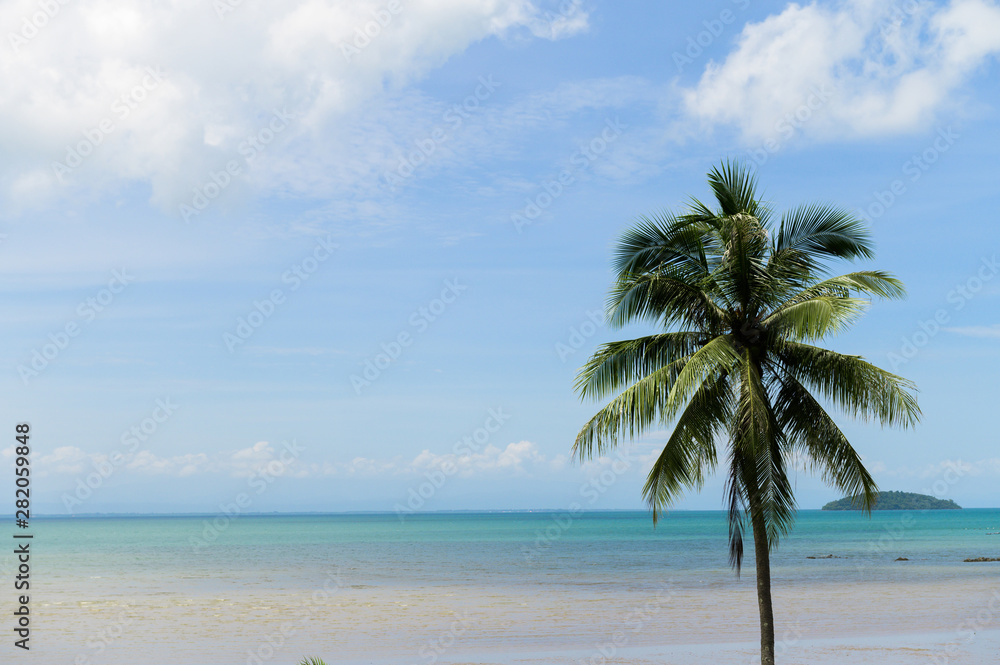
[[1, 0, 999, 515]]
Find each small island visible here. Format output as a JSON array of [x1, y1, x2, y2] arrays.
[[822, 491, 961, 511]]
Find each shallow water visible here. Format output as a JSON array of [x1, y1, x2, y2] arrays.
[[6, 510, 1000, 664]]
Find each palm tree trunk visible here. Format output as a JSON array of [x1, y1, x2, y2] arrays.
[[750, 492, 776, 665]]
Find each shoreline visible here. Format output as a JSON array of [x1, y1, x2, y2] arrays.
[[8, 506, 1000, 518], [32, 575, 1000, 664]]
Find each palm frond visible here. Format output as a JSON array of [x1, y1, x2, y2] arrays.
[[770, 270, 906, 311], [606, 272, 727, 332], [662, 335, 741, 424], [575, 332, 705, 401], [772, 204, 874, 271], [707, 160, 764, 218], [732, 351, 795, 553], [643, 373, 732, 522], [573, 335, 739, 459], [762, 270, 906, 341], [725, 455, 748, 574], [573, 359, 688, 460], [775, 342, 921, 429], [774, 372, 879, 511], [764, 295, 869, 341], [613, 212, 712, 279]]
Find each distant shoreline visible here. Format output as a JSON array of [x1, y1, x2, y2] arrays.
[[5, 506, 998, 519], [822, 491, 962, 511]]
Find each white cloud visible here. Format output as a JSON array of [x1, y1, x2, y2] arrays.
[[19, 438, 645, 482], [869, 457, 1000, 479], [244, 346, 347, 356], [344, 440, 549, 478], [345, 455, 399, 476], [0, 0, 589, 211], [928, 457, 1000, 478], [530, 0, 589, 39], [945, 324, 1000, 338], [273, 440, 650, 482], [37, 446, 89, 474], [680, 0, 1000, 144], [21, 440, 301, 479], [127, 449, 207, 476]]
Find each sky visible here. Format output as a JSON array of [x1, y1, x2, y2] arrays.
[[1, 0, 999, 516]]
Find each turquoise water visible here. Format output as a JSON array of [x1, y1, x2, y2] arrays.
[[24, 508, 1000, 579], [7, 510, 1000, 664]]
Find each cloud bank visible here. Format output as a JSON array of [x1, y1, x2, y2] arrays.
[[681, 0, 1000, 145], [0, 0, 589, 212], [5, 1, 999, 216]]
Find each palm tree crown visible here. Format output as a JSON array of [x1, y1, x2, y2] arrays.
[[573, 161, 921, 573]]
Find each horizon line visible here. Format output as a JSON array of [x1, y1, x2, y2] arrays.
[[5, 506, 993, 519]]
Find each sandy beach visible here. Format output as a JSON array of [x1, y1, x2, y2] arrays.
[[30, 560, 1000, 664]]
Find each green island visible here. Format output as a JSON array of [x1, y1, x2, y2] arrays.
[[822, 491, 961, 511]]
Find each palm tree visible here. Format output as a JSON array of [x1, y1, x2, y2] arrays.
[[573, 161, 920, 665]]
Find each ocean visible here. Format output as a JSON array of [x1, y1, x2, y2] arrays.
[[5, 510, 1000, 664]]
